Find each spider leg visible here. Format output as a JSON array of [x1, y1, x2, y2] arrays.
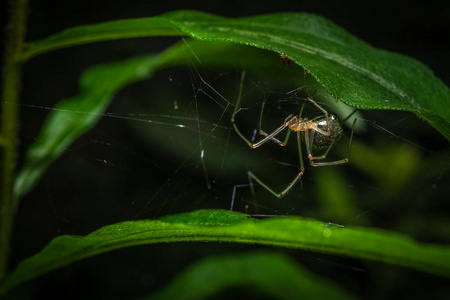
[[307, 97, 331, 136], [307, 97, 328, 115], [246, 131, 305, 198], [306, 128, 337, 161], [306, 118, 357, 166], [257, 100, 292, 146], [237, 101, 307, 200], [232, 118, 293, 148], [258, 124, 292, 146], [231, 182, 291, 217], [230, 183, 251, 211], [231, 71, 294, 148], [258, 131, 284, 145]]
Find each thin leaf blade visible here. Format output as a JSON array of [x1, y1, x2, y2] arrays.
[[18, 17, 180, 61], [1, 210, 450, 292]]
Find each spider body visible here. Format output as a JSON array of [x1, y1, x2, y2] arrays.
[[311, 114, 343, 148], [284, 113, 343, 150]]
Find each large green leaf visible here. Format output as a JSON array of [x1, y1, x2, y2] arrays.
[[146, 251, 355, 300], [1, 210, 450, 292], [19, 10, 450, 139]]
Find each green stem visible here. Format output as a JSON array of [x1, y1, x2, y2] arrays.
[[0, 0, 28, 280]]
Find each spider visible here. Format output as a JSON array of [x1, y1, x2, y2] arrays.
[[230, 71, 357, 211]]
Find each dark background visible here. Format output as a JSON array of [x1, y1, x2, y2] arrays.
[[2, 0, 449, 299]]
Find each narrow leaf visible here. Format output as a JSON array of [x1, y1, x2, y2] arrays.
[[18, 17, 180, 61], [1, 209, 450, 292], [14, 55, 161, 197]]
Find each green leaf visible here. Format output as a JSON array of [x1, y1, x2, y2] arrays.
[[19, 10, 450, 139], [18, 17, 180, 61], [2, 209, 450, 292], [14, 55, 161, 197], [145, 251, 356, 300]]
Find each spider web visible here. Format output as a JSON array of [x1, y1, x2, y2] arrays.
[[16, 37, 450, 244]]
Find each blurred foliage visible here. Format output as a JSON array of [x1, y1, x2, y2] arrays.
[[145, 251, 356, 300]]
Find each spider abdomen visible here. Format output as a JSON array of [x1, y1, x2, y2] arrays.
[[312, 114, 342, 148]]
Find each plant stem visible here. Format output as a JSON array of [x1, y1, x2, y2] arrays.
[[0, 0, 28, 280]]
